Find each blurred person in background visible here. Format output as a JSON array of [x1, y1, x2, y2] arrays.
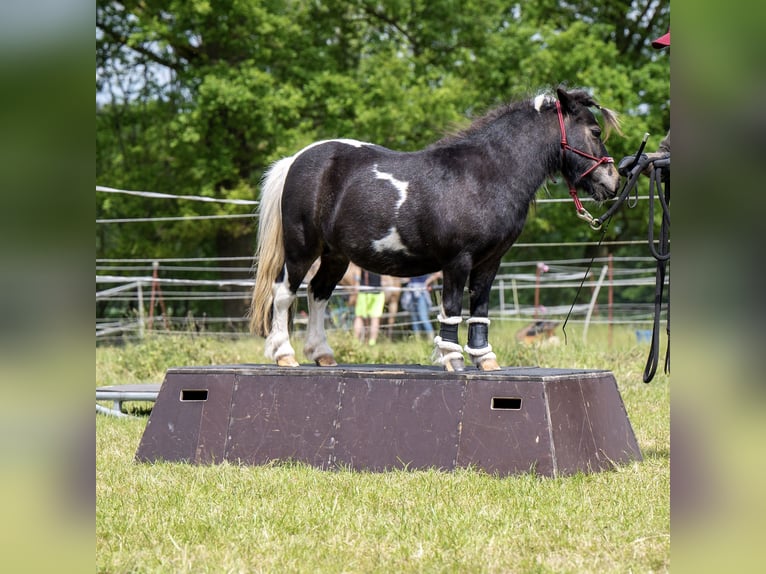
[[404, 272, 441, 338], [351, 267, 385, 346]]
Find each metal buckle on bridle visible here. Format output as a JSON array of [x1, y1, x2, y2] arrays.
[[569, 189, 602, 230]]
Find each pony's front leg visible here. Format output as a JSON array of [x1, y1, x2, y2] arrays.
[[303, 290, 337, 366], [465, 269, 500, 371], [432, 270, 468, 371], [264, 280, 300, 367], [434, 311, 465, 371], [465, 317, 500, 371]]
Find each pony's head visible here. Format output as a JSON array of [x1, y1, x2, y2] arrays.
[[555, 87, 622, 202]]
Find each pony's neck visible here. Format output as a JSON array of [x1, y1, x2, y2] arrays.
[[453, 103, 561, 193]]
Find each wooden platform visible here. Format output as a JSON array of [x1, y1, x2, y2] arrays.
[[135, 364, 641, 477]]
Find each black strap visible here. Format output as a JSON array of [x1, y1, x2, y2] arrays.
[[591, 164, 644, 228], [643, 161, 670, 382], [561, 226, 607, 345]]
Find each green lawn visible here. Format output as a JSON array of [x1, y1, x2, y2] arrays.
[[97, 323, 669, 573]]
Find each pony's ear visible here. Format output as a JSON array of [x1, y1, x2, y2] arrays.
[[557, 86, 597, 113], [556, 87, 577, 114]]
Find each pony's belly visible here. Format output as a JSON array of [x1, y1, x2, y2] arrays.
[[346, 253, 440, 279]]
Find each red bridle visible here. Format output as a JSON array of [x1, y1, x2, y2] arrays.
[[556, 100, 614, 228]]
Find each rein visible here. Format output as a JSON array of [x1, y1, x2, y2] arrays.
[[642, 157, 670, 382], [555, 100, 614, 228], [561, 152, 671, 384]]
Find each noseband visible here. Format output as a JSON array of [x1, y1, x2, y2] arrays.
[[556, 100, 614, 229]]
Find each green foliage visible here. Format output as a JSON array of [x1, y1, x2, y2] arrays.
[[96, 334, 256, 385], [97, 0, 670, 315], [96, 323, 668, 389]]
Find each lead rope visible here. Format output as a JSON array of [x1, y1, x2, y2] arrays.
[[643, 160, 670, 382], [561, 223, 609, 345]]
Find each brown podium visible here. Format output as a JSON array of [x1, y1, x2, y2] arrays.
[[135, 364, 641, 477]]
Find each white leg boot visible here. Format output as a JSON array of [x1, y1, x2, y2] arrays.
[[432, 312, 465, 371], [464, 317, 500, 371]]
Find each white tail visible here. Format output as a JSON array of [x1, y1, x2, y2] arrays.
[[249, 155, 296, 337], [250, 140, 369, 338]]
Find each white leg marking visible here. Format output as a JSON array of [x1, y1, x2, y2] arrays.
[[303, 291, 334, 361], [264, 277, 296, 361]]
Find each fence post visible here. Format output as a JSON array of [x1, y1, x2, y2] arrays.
[[148, 260, 170, 330], [583, 265, 609, 343], [137, 281, 145, 339], [498, 279, 505, 313], [511, 278, 519, 315], [534, 263, 548, 318], [608, 253, 613, 348]]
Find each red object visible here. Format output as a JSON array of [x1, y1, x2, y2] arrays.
[[555, 100, 614, 222], [652, 29, 670, 49]]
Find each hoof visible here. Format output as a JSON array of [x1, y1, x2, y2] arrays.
[[478, 357, 501, 371], [276, 355, 300, 367], [314, 355, 337, 367], [445, 358, 466, 372]]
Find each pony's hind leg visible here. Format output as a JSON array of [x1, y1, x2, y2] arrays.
[[264, 272, 300, 367], [303, 255, 349, 366], [304, 290, 336, 366]]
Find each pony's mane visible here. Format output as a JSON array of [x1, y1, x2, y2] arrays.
[[434, 89, 622, 145], [433, 97, 533, 146], [556, 88, 623, 141]]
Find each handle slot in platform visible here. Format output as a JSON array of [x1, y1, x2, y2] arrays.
[[491, 397, 522, 410], [180, 389, 208, 402]]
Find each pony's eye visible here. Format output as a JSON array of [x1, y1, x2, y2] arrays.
[[591, 128, 602, 138]]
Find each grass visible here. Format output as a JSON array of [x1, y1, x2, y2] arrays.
[[96, 321, 669, 573]]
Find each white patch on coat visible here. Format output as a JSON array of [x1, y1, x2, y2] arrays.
[[534, 94, 554, 112], [295, 138, 370, 160], [372, 165, 409, 210], [372, 227, 411, 254]]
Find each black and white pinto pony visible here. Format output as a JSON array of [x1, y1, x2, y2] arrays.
[[250, 87, 621, 371]]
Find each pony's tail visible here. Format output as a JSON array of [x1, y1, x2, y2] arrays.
[[250, 155, 294, 337]]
